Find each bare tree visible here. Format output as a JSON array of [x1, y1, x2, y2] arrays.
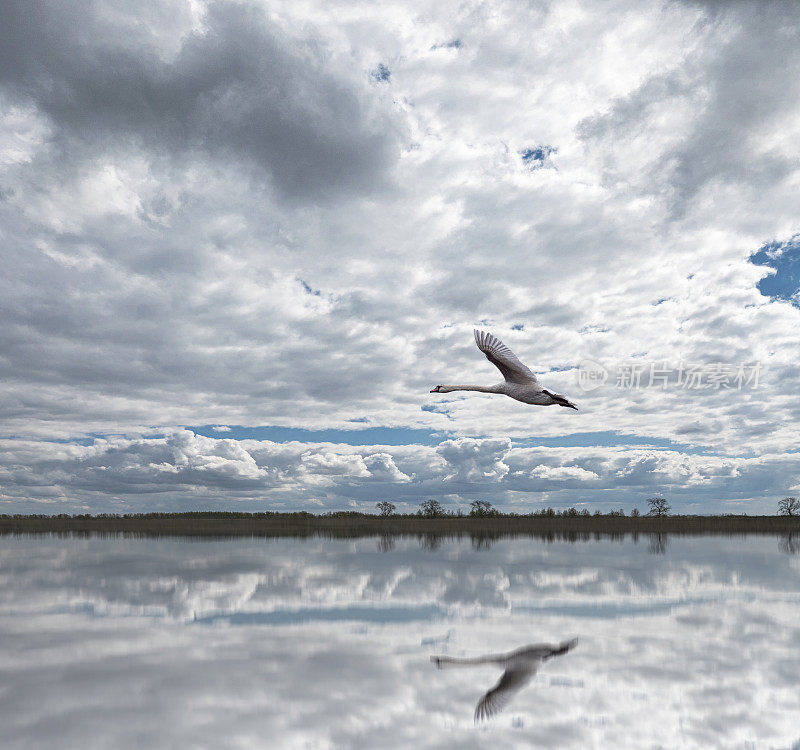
[[375, 501, 396, 517], [469, 500, 499, 517], [646, 497, 671, 517], [419, 499, 446, 517], [631, 508, 641, 518], [778, 497, 799, 516]]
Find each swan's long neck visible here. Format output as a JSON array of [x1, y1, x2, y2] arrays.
[[436, 384, 501, 394], [432, 655, 502, 668]]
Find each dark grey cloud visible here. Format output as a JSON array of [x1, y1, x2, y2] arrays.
[[0, 0, 397, 201]]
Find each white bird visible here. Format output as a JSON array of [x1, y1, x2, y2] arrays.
[[430, 639, 578, 722], [430, 330, 578, 410]]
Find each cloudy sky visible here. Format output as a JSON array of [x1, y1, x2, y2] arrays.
[[2, 0, 800, 514]]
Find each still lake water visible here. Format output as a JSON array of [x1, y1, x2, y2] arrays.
[[1, 533, 799, 749]]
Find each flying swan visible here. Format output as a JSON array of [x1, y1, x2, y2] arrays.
[[431, 639, 578, 721], [430, 330, 578, 409]]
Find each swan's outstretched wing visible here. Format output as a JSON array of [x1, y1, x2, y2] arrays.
[[474, 330, 539, 385], [474, 667, 535, 722]]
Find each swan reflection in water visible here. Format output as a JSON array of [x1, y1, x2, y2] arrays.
[[431, 639, 578, 722]]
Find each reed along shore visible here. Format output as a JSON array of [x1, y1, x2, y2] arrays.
[[1, 511, 799, 540]]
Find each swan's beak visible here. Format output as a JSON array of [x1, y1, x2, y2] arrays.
[[430, 386, 441, 393]]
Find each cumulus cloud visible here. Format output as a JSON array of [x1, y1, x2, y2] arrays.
[[437, 437, 511, 482], [363, 452, 411, 482], [528, 465, 599, 482], [1, 431, 798, 513]]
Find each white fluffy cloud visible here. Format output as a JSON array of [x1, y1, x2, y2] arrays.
[[1, 431, 798, 513], [2, 0, 800, 511]]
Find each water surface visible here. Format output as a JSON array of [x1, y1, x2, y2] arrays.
[[1, 534, 799, 749]]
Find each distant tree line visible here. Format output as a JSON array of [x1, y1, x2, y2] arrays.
[[372, 497, 674, 518], [2, 496, 798, 521], [371, 496, 791, 518]]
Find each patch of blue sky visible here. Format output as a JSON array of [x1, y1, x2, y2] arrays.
[[519, 144, 557, 169], [420, 405, 452, 420], [370, 63, 391, 82], [5, 428, 718, 454], [297, 277, 321, 296], [186, 425, 716, 453], [750, 234, 800, 305], [188, 424, 449, 446], [511, 431, 714, 454], [446, 39, 462, 48], [8, 436, 97, 446], [2, 431, 166, 446], [431, 39, 462, 50]]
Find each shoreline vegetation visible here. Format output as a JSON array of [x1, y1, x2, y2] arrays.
[[1, 511, 799, 540]]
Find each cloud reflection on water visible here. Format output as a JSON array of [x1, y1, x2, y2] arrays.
[[0, 534, 799, 748]]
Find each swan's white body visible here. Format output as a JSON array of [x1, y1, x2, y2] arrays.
[[430, 330, 578, 410], [431, 639, 577, 722]]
